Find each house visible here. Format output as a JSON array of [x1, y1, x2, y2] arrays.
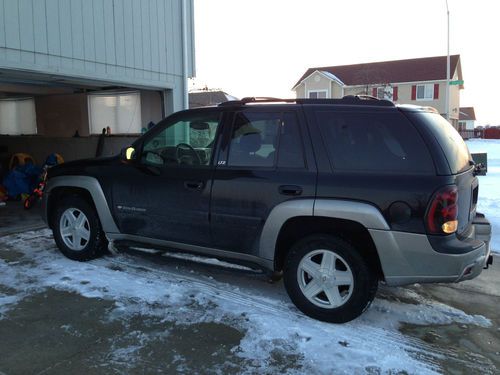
[[458, 107, 476, 131], [189, 90, 238, 108], [293, 55, 463, 128]]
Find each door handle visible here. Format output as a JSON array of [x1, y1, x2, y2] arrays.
[[279, 185, 303, 196], [184, 180, 204, 191]]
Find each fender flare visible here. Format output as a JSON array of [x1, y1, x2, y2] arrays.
[[258, 199, 389, 261], [44, 176, 120, 234]]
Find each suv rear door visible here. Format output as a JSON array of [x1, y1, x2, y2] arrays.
[[210, 106, 317, 255]]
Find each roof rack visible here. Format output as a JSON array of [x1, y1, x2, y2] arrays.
[[218, 95, 395, 107]]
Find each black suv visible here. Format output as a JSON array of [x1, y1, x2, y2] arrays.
[[42, 96, 492, 323]]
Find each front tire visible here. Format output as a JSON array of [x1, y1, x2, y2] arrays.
[[52, 195, 107, 261], [284, 234, 377, 323]]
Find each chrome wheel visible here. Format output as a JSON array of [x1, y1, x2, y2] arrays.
[[297, 249, 354, 309], [59, 208, 91, 251]]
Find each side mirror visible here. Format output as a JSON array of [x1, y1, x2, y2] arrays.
[[121, 146, 136, 161]]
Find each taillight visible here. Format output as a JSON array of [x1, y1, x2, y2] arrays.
[[426, 185, 458, 235]]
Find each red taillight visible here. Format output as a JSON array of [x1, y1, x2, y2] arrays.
[[426, 185, 458, 234]]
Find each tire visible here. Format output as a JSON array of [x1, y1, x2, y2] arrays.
[[283, 234, 378, 323], [52, 195, 107, 261]]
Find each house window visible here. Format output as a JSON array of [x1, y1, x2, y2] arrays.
[[89, 92, 141, 134], [416, 84, 434, 100], [376, 87, 385, 99], [308, 90, 328, 99], [0, 98, 37, 135]]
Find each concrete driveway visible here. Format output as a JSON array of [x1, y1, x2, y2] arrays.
[[0, 229, 498, 374]]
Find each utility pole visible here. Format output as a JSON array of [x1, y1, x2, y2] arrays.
[[445, 0, 450, 121]]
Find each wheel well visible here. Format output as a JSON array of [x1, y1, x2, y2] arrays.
[[47, 187, 96, 228], [274, 216, 385, 281]]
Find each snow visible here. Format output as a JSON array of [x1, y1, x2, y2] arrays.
[[466, 139, 500, 253], [0, 230, 494, 374]]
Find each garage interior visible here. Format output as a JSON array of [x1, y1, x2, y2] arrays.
[[0, 68, 167, 232]]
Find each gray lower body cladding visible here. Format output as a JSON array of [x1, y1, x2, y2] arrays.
[[370, 228, 490, 286]]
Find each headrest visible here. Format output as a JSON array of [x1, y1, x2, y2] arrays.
[[239, 133, 262, 153]]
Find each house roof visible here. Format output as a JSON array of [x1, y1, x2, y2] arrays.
[[293, 55, 461, 89], [459, 107, 476, 121], [189, 90, 238, 108]]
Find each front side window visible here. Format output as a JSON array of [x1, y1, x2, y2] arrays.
[[141, 112, 220, 167], [416, 84, 433, 100]]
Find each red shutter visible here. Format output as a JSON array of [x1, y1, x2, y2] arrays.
[[393, 87, 398, 101], [411, 85, 417, 100], [372, 88, 377, 97], [434, 84, 439, 99]]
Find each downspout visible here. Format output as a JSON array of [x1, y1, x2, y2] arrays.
[[181, 0, 189, 110]]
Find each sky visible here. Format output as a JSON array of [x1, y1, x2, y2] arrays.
[[192, 0, 500, 126]]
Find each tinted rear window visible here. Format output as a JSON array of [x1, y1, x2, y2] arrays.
[[410, 112, 470, 174], [316, 111, 434, 174]]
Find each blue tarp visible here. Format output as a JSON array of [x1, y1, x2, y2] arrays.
[[2, 164, 42, 197]]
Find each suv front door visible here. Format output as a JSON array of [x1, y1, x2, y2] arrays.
[[210, 108, 317, 255], [112, 110, 222, 246]]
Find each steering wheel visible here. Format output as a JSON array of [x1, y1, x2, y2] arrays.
[[175, 143, 202, 165]]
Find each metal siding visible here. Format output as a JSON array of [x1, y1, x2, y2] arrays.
[[150, 0, 159, 74], [122, 0, 134, 69], [171, 0, 181, 75], [92, 0, 105, 64], [4, 0, 20, 49], [18, 0, 34, 51], [156, 0, 166, 74], [141, 0, 152, 75], [70, 0, 84, 61], [46, 0, 60, 55], [165, 0, 174, 74], [58, 0, 72, 58], [82, 0, 95, 65], [113, 0, 126, 67], [103, 0, 116, 65], [33, 0, 48, 54], [131, 0, 142, 70]]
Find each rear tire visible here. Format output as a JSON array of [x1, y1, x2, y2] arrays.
[[283, 234, 377, 323], [52, 195, 107, 261]]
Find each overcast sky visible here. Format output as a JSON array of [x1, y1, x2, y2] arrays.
[[193, 0, 499, 125]]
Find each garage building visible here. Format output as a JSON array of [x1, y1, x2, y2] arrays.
[[0, 0, 195, 165]]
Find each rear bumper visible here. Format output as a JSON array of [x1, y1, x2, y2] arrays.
[[369, 213, 492, 286]]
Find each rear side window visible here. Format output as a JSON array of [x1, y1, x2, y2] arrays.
[[227, 111, 305, 168], [410, 112, 470, 174], [316, 111, 434, 174]]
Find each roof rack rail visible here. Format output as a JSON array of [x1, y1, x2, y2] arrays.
[[218, 97, 294, 106], [218, 95, 395, 107]]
